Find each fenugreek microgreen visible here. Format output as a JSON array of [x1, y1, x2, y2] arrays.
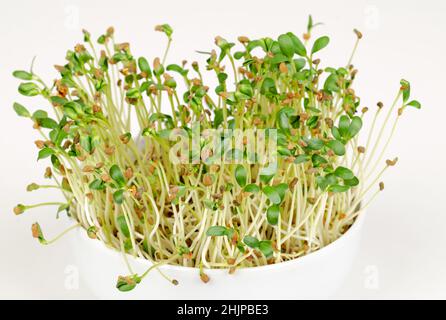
[[13, 16, 420, 292]]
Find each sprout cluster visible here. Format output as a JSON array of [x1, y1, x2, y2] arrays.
[[12, 18, 420, 291]]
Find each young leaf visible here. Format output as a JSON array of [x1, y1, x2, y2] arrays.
[[400, 79, 410, 103], [311, 36, 330, 54], [18, 82, 40, 96], [206, 226, 228, 236], [13, 102, 30, 117], [113, 189, 125, 205], [117, 215, 130, 237], [244, 184, 260, 193], [328, 184, 350, 193], [243, 235, 260, 248], [294, 154, 310, 164], [39, 117, 58, 129], [235, 165, 247, 187], [267, 204, 280, 225], [37, 147, 54, 160], [407, 100, 421, 109], [278, 34, 295, 58], [116, 275, 140, 292], [109, 165, 126, 187], [286, 32, 307, 56], [327, 140, 345, 156], [13, 70, 33, 80], [138, 57, 152, 75], [89, 179, 105, 190], [262, 186, 281, 204], [348, 116, 362, 138], [259, 240, 274, 258], [334, 166, 354, 180]]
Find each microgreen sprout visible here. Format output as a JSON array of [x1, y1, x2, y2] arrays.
[[13, 17, 420, 292]]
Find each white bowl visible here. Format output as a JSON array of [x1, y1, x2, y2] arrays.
[[71, 210, 365, 299]]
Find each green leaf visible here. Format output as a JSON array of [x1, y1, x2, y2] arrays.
[[259, 164, 277, 184], [328, 184, 350, 193], [316, 175, 329, 191], [338, 115, 350, 137], [334, 166, 354, 180], [116, 215, 130, 236], [235, 165, 247, 187], [348, 116, 362, 138], [243, 235, 260, 248], [267, 205, 280, 225], [311, 154, 327, 167], [156, 24, 173, 38], [407, 100, 421, 109], [138, 57, 152, 76], [327, 140, 345, 156], [206, 226, 228, 236], [331, 126, 342, 141], [166, 64, 188, 76], [37, 147, 54, 160], [275, 183, 288, 202], [344, 176, 359, 187], [305, 137, 324, 150], [262, 186, 281, 204], [116, 275, 140, 292], [18, 82, 40, 96], [286, 32, 307, 57], [400, 79, 410, 103], [259, 240, 274, 258], [311, 36, 330, 54], [13, 102, 30, 117], [89, 179, 105, 190], [324, 73, 340, 92], [260, 77, 277, 95], [13, 70, 33, 80], [32, 110, 48, 120], [294, 154, 310, 164], [39, 117, 58, 129], [203, 199, 218, 211], [80, 135, 92, 153], [109, 165, 126, 187], [278, 34, 295, 58], [244, 184, 260, 193], [113, 189, 125, 204]]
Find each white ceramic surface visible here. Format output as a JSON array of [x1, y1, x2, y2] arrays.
[[71, 210, 365, 299]]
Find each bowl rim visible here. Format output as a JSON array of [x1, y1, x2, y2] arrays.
[[75, 209, 365, 274]]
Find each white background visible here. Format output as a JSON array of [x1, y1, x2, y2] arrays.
[[0, 0, 445, 299]]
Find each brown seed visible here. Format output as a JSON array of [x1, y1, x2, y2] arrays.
[[289, 177, 299, 189], [31, 223, 40, 238], [202, 174, 213, 186], [377, 101, 384, 109], [82, 165, 95, 173], [104, 146, 115, 155], [13, 205, 24, 215], [361, 107, 369, 114], [237, 36, 249, 43], [34, 140, 45, 149], [44, 167, 52, 178], [357, 146, 365, 153], [227, 258, 236, 265], [353, 29, 363, 39], [124, 167, 133, 179], [379, 182, 385, 191], [200, 273, 210, 284], [101, 173, 111, 183], [386, 157, 398, 166], [279, 62, 288, 73]]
